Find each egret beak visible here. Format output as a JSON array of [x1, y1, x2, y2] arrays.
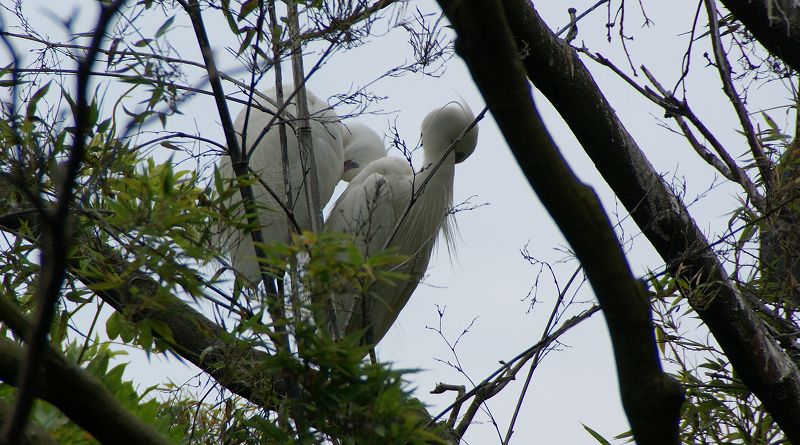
[[343, 159, 359, 172], [454, 151, 466, 164]]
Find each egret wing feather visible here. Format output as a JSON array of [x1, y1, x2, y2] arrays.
[[215, 87, 345, 286], [324, 102, 479, 348], [325, 157, 412, 335]]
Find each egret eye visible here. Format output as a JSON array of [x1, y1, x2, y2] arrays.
[[341, 123, 385, 183], [344, 159, 360, 172]]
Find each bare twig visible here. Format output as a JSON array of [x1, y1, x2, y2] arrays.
[[500, 267, 580, 444], [704, 0, 773, 190], [640, 66, 764, 210], [383, 105, 488, 249], [429, 305, 600, 426], [249, 167, 303, 234], [554, 0, 610, 37], [672, 1, 704, 95], [179, 0, 287, 348], [281, 0, 400, 46], [430, 383, 465, 428], [578, 48, 764, 209], [7, 67, 280, 115]]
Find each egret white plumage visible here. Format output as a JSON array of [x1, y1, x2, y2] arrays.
[[216, 86, 345, 286], [341, 123, 387, 182], [324, 102, 478, 345]]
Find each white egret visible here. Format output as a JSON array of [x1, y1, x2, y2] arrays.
[[324, 102, 478, 346], [216, 86, 345, 286], [341, 123, 387, 182]]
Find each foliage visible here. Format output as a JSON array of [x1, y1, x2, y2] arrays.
[[0, 0, 457, 441], [4, 0, 800, 443], [0, 342, 189, 444]]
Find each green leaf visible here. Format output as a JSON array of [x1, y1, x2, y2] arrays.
[[237, 28, 255, 55], [582, 424, 612, 445], [97, 117, 112, 134], [220, 0, 239, 33], [26, 81, 51, 120], [106, 312, 121, 340], [0, 79, 23, 87], [107, 37, 122, 67], [613, 430, 633, 439], [655, 325, 666, 356], [155, 16, 175, 38], [64, 289, 92, 304], [237, 0, 259, 21], [762, 111, 779, 132], [118, 317, 136, 343], [162, 160, 174, 195]]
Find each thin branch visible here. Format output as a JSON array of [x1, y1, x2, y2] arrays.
[[438, 1, 684, 443], [265, 0, 295, 247], [8, 67, 278, 113], [577, 48, 764, 209], [640, 66, 764, 209], [704, 0, 773, 190], [383, 105, 488, 249], [500, 267, 579, 444], [279, 0, 400, 46], [180, 0, 286, 346], [430, 383, 465, 428], [2, 2, 125, 443], [288, 0, 322, 235], [554, 0, 610, 37], [429, 305, 600, 426], [249, 167, 302, 234]]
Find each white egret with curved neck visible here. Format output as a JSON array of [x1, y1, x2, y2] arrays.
[[324, 102, 479, 346], [216, 86, 345, 287]]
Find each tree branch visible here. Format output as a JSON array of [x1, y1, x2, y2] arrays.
[[704, 0, 773, 191], [499, 0, 800, 440], [2, 2, 125, 443], [718, 0, 800, 74], [0, 296, 174, 445], [0, 400, 58, 445], [0, 177, 287, 411], [180, 0, 286, 342], [436, 1, 684, 443]]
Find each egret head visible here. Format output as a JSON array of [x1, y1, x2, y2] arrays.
[[342, 123, 386, 182], [421, 101, 479, 164]]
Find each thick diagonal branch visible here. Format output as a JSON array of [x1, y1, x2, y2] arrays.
[[0, 297, 173, 445], [436, 1, 684, 443], [0, 178, 285, 411], [0, 179, 453, 443], [718, 0, 800, 74], [499, 0, 800, 440]]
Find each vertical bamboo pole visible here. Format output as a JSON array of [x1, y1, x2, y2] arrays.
[[286, 0, 323, 233]]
